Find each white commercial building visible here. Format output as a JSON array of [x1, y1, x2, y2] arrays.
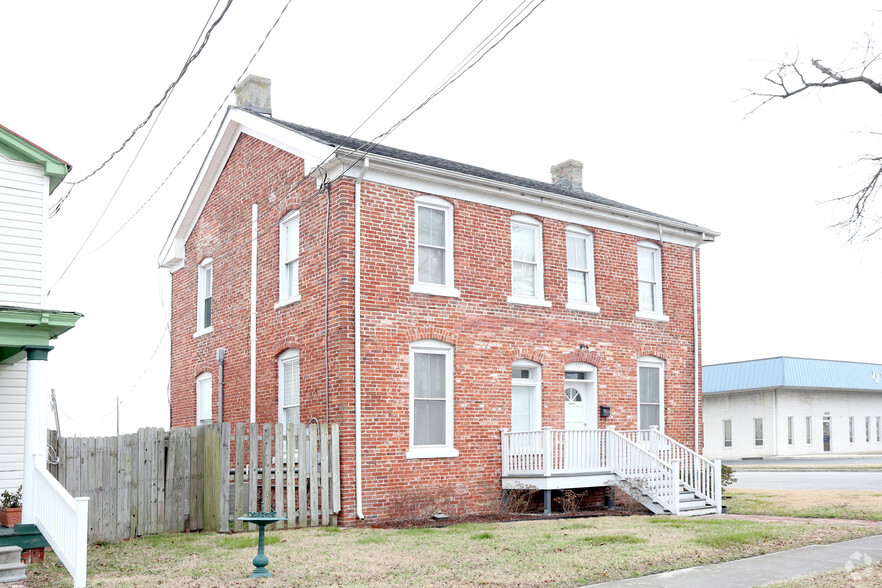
[[703, 357, 882, 458]]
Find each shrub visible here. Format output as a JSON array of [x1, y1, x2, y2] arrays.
[[1, 486, 22, 509], [721, 465, 738, 490]]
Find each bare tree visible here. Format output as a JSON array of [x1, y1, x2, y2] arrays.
[[753, 38, 882, 240]]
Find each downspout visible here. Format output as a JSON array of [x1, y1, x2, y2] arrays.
[[250, 204, 257, 423], [692, 239, 701, 451], [217, 348, 225, 423], [355, 159, 369, 520]]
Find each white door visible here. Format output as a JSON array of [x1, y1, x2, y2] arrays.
[[564, 364, 597, 429]]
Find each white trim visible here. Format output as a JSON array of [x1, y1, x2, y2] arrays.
[[410, 284, 461, 297], [637, 355, 664, 432], [278, 210, 300, 303], [635, 310, 670, 322], [636, 241, 664, 318], [509, 215, 547, 305], [196, 372, 212, 426], [407, 339, 457, 459], [278, 349, 300, 425], [511, 359, 542, 432], [412, 195, 458, 296], [196, 258, 213, 334], [565, 225, 597, 309], [564, 362, 597, 430], [566, 302, 600, 313]]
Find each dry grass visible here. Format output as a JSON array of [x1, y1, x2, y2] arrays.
[[730, 463, 882, 472], [24, 516, 880, 587], [726, 489, 882, 521]]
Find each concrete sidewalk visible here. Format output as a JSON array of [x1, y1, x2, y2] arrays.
[[581, 534, 882, 587]]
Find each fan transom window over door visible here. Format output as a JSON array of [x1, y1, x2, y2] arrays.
[[564, 363, 597, 429]]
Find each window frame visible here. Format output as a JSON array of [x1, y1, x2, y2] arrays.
[[636, 242, 668, 321], [195, 258, 214, 336], [877, 416, 881, 443], [196, 372, 212, 426], [787, 416, 794, 445], [410, 196, 460, 297], [754, 417, 764, 446], [867, 416, 872, 443], [276, 211, 301, 308], [806, 416, 812, 444], [637, 356, 664, 432], [507, 215, 550, 307], [723, 419, 732, 448], [849, 416, 855, 443], [565, 226, 599, 313], [278, 349, 300, 426], [407, 340, 458, 459], [511, 359, 543, 432]]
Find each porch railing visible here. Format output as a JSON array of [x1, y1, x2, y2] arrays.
[[606, 429, 678, 514], [621, 427, 721, 512], [32, 459, 89, 588], [501, 428, 607, 476]]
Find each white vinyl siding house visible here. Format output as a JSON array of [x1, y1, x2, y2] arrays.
[[0, 156, 47, 309]]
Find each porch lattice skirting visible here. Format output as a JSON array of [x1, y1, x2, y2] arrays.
[[501, 427, 722, 516]]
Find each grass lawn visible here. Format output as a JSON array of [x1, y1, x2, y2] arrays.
[[726, 489, 882, 521], [767, 562, 882, 587], [23, 515, 880, 587]]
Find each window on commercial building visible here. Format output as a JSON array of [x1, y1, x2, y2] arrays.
[[754, 418, 763, 446], [867, 416, 872, 443], [806, 416, 812, 444], [511, 360, 542, 432], [877, 416, 881, 443], [408, 340, 457, 459], [849, 416, 855, 443], [196, 372, 212, 426], [723, 419, 732, 448], [787, 416, 794, 445], [278, 349, 300, 426]]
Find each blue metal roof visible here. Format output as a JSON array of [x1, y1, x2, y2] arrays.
[[703, 357, 882, 394]]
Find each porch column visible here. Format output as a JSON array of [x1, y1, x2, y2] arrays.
[[22, 345, 52, 524]]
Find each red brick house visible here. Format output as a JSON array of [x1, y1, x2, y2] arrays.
[[161, 76, 720, 524]]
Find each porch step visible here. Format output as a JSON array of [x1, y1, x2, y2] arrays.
[[0, 546, 26, 583]]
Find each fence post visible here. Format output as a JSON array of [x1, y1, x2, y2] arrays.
[[500, 429, 509, 476], [648, 425, 659, 456], [605, 426, 616, 471], [219, 422, 231, 533], [670, 459, 680, 515], [714, 457, 723, 514], [542, 427, 552, 476]]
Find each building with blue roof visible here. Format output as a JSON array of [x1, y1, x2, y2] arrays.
[[703, 357, 882, 458]]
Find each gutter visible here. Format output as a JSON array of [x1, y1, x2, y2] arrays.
[[354, 159, 369, 520]]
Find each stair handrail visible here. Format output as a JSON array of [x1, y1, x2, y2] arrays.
[[645, 427, 720, 511], [606, 428, 678, 514]]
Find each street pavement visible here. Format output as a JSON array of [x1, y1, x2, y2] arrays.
[[732, 470, 882, 490]]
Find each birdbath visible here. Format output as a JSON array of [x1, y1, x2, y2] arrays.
[[237, 511, 287, 578]]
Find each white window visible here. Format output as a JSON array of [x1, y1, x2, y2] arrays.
[[277, 211, 300, 306], [723, 419, 732, 448], [196, 372, 212, 426], [754, 418, 763, 446], [411, 196, 459, 297], [877, 416, 881, 443], [511, 360, 542, 432], [407, 340, 457, 459], [806, 416, 812, 444], [787, 416, 793, 445], [278, 349, 300, 426], [507, 216, 549, 307], [196, 258, 213, 335], [867, 416, 872, 443], [636, 242, 667, 321], [637, 356, 664, 431], [565, 226, 598, 312], [849, 416, 855, 443]]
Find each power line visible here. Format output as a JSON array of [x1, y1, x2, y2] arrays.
[[49, 0, 235, 217]]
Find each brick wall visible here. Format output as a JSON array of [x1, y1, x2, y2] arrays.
[[169, 132, 704, 525]]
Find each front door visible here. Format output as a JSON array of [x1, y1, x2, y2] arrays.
[[564, 364, 597, 429], [823, 416, 831, 452]]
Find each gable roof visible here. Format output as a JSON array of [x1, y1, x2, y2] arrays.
[[161, 106, 718, 270], [0, 124, 70, 193], [703, 357, 882, 394]]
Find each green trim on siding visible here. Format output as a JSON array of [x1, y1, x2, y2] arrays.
[[0, 307, 81, 364], [0, 125, 70, 193]]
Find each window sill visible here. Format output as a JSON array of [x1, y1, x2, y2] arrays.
[[409, 284, 461, 298], [274, 295, 302, 310], [193, 327, 214, 339], [566, 302, 600, 314], [507, 295, 551, 308], [635, 311, 670, 322], [406, 446, 460, 460]]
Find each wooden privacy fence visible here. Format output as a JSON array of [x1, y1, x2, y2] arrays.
[[54, 422, 340, 543]]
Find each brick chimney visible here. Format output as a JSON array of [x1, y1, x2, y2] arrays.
[[234, 75, 272, 115], [550, 159, 583, 190]]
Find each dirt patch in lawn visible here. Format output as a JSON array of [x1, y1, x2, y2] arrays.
[[726, 489, 882, 521]]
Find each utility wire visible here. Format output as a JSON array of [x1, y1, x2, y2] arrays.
[[88, 0, 297, 256], [49, 0, 234, 217]]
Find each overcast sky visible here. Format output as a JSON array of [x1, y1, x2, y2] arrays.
[[3, 0, 881, 436]]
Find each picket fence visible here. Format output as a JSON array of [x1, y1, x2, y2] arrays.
[[53, 422, 340, 542]]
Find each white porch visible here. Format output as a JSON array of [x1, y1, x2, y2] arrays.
[[501, 427, 722, 516]]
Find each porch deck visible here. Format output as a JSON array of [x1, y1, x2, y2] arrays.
[[501, 427, 722, 516]]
